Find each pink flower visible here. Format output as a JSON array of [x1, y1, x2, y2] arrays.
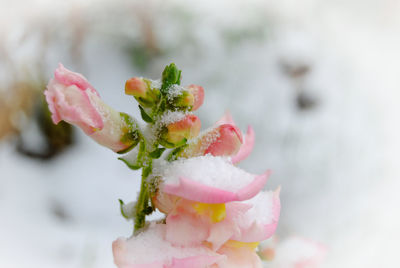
[[178, 112, 254, 163], [179, 124, 243, 158], [112, 222, 267, 268], [150, 156, 278, 250], [215, 111, 255, 164], [45, 64, 140, 153]]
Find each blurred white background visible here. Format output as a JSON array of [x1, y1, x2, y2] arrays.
[[1, 0, 400, 267]]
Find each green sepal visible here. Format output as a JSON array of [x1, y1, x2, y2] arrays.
[[139, 105, 153, 123], [161, 63, 182, 94], [118, 157, 141, 170], [159, 137, 187, 149], [149, 147, 166, 159], [117, 112, 141, 154], [167, 143, 188, 161]]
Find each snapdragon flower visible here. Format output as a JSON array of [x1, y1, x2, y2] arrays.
[[44, 63, 286, 268], [45, 64, 140, 153]]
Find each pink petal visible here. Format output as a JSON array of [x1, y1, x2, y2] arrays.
[[217, 244, 263, 268], [162, 171, 269, 204], [207, 202, 252, 250], [187, 84, 205, 111], [231, 125, 255, 164], [170, 255, 223, 268], [165, 213, 209, 247], [54, 63, 97, 93], [204, 124, 243, 157], [236, 170, 270, 201], [232, 188, 280, 242]]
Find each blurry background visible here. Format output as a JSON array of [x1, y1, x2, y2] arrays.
[[1, 0, 400, 267]]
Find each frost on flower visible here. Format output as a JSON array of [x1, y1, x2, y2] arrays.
[[44, 63, 289, 268]]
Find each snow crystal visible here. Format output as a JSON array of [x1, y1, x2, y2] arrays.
[[153, 155, 255, 192], [158, 110, 187, 126], [189, 127, 221, 156], [115, 223, 216, 265], [149, 79, 161, 89], [166, 84, 188, 101]]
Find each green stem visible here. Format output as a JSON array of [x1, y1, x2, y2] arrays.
[[134, 157, 152, 233]]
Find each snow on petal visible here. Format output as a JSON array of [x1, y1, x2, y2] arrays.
[[179, 124, 243, 158], [231, 188, 281, 242], [154, 156, 269, 203]]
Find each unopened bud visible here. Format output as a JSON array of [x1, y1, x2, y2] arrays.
[[125, 78, 159, 107], [160, 114, 201, 148], [174, 90, 195, 108]]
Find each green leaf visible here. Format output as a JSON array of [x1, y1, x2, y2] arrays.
[[139, 105, 153, 123], [119, 199, 130, 219], [161, 63, 182, 94], [118, 157, 141, 170], [149, 147, 166, 159]]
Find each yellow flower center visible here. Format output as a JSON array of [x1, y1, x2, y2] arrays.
[[225, 240, 260, 250], [193, 203, 226, 223]]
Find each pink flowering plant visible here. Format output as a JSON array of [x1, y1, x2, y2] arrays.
[[45, 63, 282, 267]]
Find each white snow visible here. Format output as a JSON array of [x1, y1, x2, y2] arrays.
[[166, 84, 188, 101], [149, 79, 161, 89], [244, 190, 275, 225], [153, 155, 255, 192], [158, 110, 187, 126]]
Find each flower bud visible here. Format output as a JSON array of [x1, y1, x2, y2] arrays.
[[179, 124, 243, 158], [173, 90, 195, 109], [125, 77, 159, 107], [45, 64, 140, 153], [160, 114, 201, 148], [186, 84, 204, 111]]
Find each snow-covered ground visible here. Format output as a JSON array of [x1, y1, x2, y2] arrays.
[[1, 0, 400, 267]]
